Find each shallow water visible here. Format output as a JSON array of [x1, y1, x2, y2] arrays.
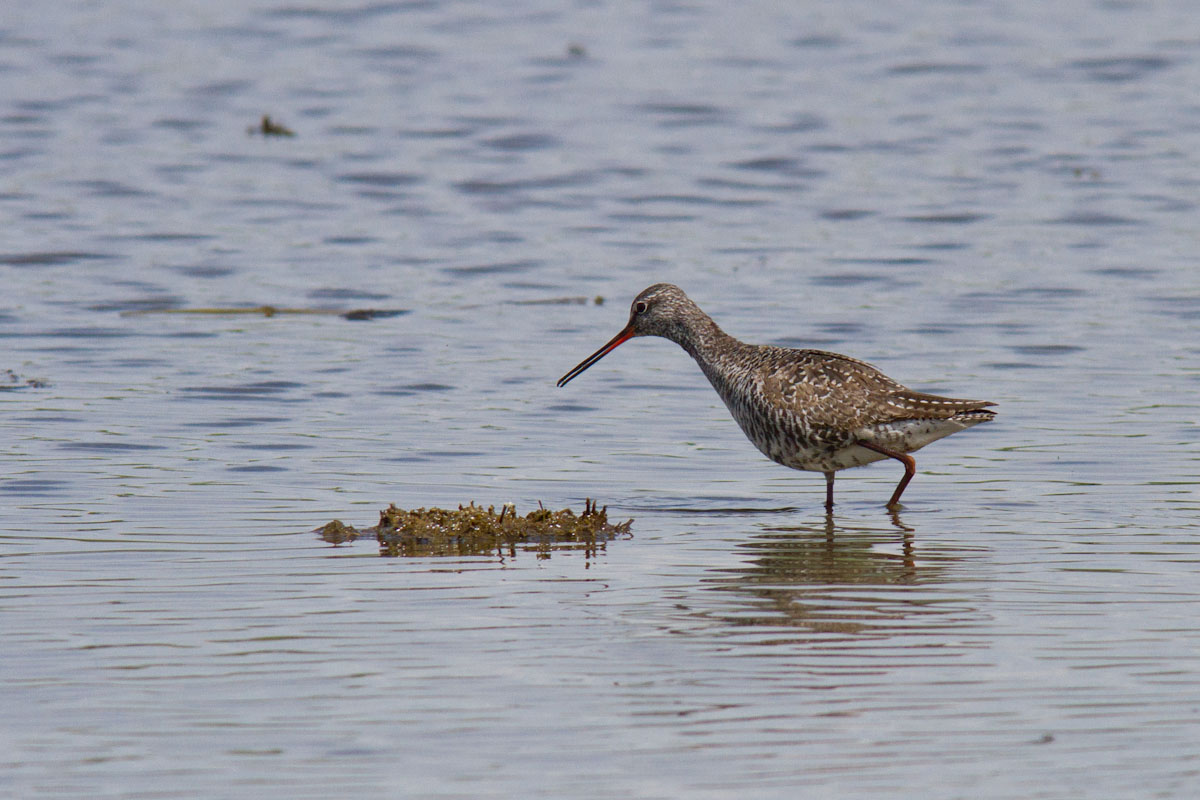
[[3, 1, 1200, 797]]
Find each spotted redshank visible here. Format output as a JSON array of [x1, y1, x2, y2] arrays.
[[557, 284, 995, 510]]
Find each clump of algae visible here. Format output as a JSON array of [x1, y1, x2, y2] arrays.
[[377, 499, 631, 558], [318, 500, 632, 559], [316, 518, 360, 545]]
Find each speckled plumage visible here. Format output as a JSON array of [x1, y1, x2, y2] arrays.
[[557, 283, 996, 509]]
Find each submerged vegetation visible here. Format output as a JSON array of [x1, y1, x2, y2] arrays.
[[318, 499, 632, 559]]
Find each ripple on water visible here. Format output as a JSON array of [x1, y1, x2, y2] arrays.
[[119, 232, 214, 242], [1049, 211, 1143, 226], [635, 102, 729, 127], [905, 324, 958, 336], [482, 133, 559, 151], [41, 327, 134, 339], [152, 117, 210, 133], [356, 44, 438, 60], [373, 382, 455, 397], [900, 213, 990, 224], [1067, 55, 1173, 82], [229, 442, 313, 451], [815, 321, 867, 337], [322, 235, 378, 245], [727, 156, 825, 178], [72, 180, 154, 198], [455, 170, 599, 195], [1088, 266, 1160, 278], [606, 212, 696, 223], [0, 478, 72, 494], [623, 193, 769, 208], [307, 287, 392, 301], [177, 381, 308, 402], [909, 241, 970, 251], [170, 264, 236, 278], [828, 256, 934, 266], [819, 208, 876, 220], [86, 297, 186, 312], [58, 441, 166, 451], [1144, 294, 1200, 320], [335, 172, 423, 188], [809, 271, 907, 288], [0, 251, 115, 266], [953, 287, 1086, 314], [887, 61, 986, 75], [180, 417, 291, 428], [1008, 344, 1087, 357], [442, 260, 541, 276], [185, 78, 253, 97]]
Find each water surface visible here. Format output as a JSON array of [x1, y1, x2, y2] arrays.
[[3, 1, 1199, 798]]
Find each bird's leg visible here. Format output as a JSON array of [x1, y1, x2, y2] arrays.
[[823, 471, 835, 511], [856, 441, 917, 509]]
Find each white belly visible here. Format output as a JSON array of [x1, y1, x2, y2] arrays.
[[759, 416, 990, 474]]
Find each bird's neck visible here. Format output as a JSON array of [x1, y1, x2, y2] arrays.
[[673, 315, 751, 394], [673, 312, 731, 360]]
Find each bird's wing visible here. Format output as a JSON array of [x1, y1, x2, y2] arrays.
[[758, 349, 994, 435]]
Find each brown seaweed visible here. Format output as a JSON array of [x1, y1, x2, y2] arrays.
[[376, 499, 631, 558], [316, 500, 631, 559]]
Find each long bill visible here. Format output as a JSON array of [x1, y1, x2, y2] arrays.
[[556, 324, 635, 387]]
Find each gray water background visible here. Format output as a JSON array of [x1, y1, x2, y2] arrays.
[[3, 1, 1199, 797]]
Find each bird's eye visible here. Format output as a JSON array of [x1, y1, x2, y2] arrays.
[[634, 301, 648, 314]]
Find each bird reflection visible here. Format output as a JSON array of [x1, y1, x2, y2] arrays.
[[699, 513, 966, 638], [888, 508, 914, 533]]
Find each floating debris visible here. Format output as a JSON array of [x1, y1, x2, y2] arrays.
[[315, 500, 631, 558], [1, 369, 48, 390], [249, 114, 295, 137], [121, 306, 409, 321]]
